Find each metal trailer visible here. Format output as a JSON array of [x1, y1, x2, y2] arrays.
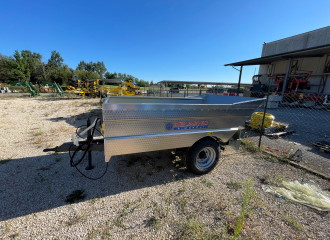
[[45, 95, 264, 176]]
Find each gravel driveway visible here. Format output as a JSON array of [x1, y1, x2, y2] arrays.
[[0, 97, 329, 239]]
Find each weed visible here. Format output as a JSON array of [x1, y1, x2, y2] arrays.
[[259, 173, 283, 186], [283, 215, 303, 231], [263, 155, 279, 163], [178, 196, 188, 213], [147, 216, 161, 229], [177, 186, 186, 195], [241, 138, 260, 153], [201, 178, 214, 188], [210, 194, 228, 211], [91, 198, 100, 204], [101, 226, 112, 239], [4, 224, 11, 234], [175, 218, 206, 240], [114, 217, 126, 228], [66, 214, 87, 226], [33, 131, 44, 136], [65, 189, 86, 203], [114, 198, 142, 228], [9, 232, 20, 239], [33, 136, 44, 146], [233, 179, 256, 238], [146, 202, 167, 230], [86, 229, 98, 240], [226, 181, 242, 191]]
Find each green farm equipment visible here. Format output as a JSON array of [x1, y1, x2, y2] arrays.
[[22, 81, 39, 96]]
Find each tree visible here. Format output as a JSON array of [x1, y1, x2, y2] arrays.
[[13, 50, 30, 82], [76, 60, 107, 78], [59, 65, 73, 85], [74, 69, 100, 80], [47, 51, 67, 84], [21, 50, 43, 82], [104, 72, 118, 79], [0, 54, 15, 83], [47, 50, 63, 69], [94, 61, 106, 78]]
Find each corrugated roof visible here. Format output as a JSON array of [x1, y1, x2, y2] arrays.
[[158, 80, 251, 87], [225, 44, 330, 66]]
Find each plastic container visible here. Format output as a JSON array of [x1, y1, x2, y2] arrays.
[[250, 112, 275, 129]]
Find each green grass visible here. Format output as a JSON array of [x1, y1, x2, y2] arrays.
[[201, 179, 214, 188], [226, 181, 242, 191], [175, 217, 221, 240], [66, 214, 87, 226], [233, 179, 256, 238], [241, 138, 260, 153], [33, 131, 44, 136], [283, 215, 303, 231]]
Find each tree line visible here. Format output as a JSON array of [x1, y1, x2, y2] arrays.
[[0, 50, 150, 86]]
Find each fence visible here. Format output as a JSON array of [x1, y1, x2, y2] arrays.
[[242, 93, 330, 177], [140, 88, 238, 98], [138, 86, 329, 176]]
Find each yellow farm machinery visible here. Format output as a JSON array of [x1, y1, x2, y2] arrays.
[[65, 79, 142, 98]]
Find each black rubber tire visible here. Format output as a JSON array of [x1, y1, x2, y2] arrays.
[[187, 139, 220, 175]]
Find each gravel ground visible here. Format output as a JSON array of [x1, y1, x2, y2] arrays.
[[0, 97, 329, 240], [243, 107, 330, 178]]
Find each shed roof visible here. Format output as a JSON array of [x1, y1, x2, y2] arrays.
[[224, 44, 330, 66]]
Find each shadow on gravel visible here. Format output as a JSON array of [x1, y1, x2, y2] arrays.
[[0, 149, 194, 221], [48, 109, 102, 128]]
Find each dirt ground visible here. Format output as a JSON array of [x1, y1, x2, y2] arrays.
[[0, 97, 329, 240]]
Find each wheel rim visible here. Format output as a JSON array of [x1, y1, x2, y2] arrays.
[[195, 147, 216, 171]]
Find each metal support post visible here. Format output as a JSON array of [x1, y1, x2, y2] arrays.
[[258, 78, 271, 148], [281, 59, 292, 100], [237, 66, 243, 96], [86, 118, 94, 170]]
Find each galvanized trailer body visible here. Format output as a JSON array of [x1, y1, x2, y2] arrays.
[[102, 95, 264, 162]]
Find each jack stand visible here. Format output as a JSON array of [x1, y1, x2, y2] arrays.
[[85, 118, 94, 170]]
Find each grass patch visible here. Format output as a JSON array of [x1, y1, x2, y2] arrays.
[[241, 138, 260, 153], [226, 181, 242, 191], [146, 216, 162, 229], [114, 198, 142, 228], [66, 214, 87, 226], [9, 232, 20, 239], [65, 190, 86, 203], [90, 197, 100, 204], [175, 217, 220, 240], [283, 215, 303, 231], [232, 179, 256, 238], [33, 131, 44, 136], [201, 178, 214, 188], [259, 173, 283, 186]]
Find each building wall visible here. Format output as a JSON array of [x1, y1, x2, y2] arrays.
[[258, 26, 330, 95], [261, 26, 330, 57], [258, 55, 329, 94]]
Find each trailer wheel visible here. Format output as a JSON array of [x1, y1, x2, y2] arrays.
[[187, 139, 220, 175]]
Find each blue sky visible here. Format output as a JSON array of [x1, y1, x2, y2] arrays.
[[0, 0, 329, 83]]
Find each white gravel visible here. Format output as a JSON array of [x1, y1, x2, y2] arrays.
[[0, 97, 329, 239]]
